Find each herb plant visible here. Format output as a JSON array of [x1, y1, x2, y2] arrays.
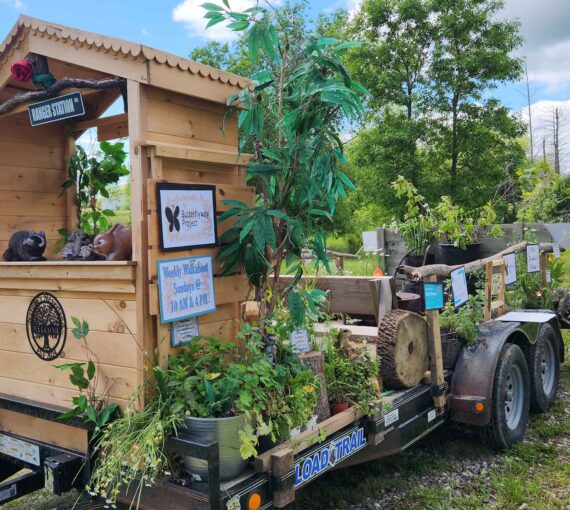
[[324, 342, 380, 416], [440, 291, 485, 345], [55, 317, 118, 429], [202, 2, 366, 323]]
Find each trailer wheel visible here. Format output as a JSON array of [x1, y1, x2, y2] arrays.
[[481, 343, 530, 450], [528, 323, 560, 413]]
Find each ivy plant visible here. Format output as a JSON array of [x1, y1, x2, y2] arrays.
[[202, 2, 366, 322]]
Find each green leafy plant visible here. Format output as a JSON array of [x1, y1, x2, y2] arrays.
[[324, 341, 380, 416], [201, 1, 366, 324], [60, 141, 129, 237], [55, 317, 118, 429], [391, 176, 435, 256], [440, 290, 485, 346], [433, 196, 503, 249], [160, 325, 319, 459]]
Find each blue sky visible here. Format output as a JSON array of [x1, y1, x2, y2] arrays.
[[1, 0, 570, 112]]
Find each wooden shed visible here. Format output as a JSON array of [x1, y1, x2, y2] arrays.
[[0, 16, 252, 454]]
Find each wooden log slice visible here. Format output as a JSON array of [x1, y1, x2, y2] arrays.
[[299, 351, 331, 423], [378, 309, 429, 389]]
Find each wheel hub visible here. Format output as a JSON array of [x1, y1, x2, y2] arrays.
[[541, 338, 556, 396], [505, 364, 524, 430]]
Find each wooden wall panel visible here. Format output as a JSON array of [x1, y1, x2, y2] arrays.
[[0, 116, 67, 261], [0, 408, 89, 454]]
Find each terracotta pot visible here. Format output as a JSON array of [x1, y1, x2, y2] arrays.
[[330, 402, 349, 415]]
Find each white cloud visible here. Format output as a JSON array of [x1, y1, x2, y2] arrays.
[[1, 0, 26, 10], [172, 0, 254, 42], [141, 27, 150, 38], [501, 0, 570, 89]]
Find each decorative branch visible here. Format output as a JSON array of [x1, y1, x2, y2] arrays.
[[0, 76, 127, 115], [397, 241, 560, 281]]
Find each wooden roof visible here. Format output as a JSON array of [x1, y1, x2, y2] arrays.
[[0, 16, 249, 104]]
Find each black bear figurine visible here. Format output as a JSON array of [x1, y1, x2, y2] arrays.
[[3, 230, 47, 261]]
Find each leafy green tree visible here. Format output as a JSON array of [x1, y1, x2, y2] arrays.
[[201, 1, 366, 321], [429, 0, 524, 191]]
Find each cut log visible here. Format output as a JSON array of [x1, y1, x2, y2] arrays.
[[378, 310, 429, 389], [299, 351, 331, 423]]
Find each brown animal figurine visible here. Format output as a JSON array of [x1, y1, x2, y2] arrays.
[[92, 224, 132, 261], [3, 230, 47, 261]]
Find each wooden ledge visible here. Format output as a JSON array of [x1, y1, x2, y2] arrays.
[[141, 141, 252, 166]]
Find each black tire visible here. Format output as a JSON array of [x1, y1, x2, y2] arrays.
[[528, 323, 561, 413], [481, 343, 530, 450]]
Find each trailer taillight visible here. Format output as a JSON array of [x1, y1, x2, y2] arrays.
[[248, 491, 262, 510], [473, 401, 485, 413]]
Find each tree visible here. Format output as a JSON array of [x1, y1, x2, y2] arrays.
[[201, 2, 366, 323], [430, 0, 524, 190]]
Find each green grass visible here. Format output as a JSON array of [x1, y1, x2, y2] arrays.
[[290, 333, 570, 510]]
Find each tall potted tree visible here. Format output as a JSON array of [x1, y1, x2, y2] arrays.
[[201, 1, 366, 326]]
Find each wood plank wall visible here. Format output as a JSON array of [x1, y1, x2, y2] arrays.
[[0, 264, 138, 411], [0, 113, 67, 259], [143, 86, 253, 364]]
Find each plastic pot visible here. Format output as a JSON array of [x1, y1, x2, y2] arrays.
[[330, 402, 350, 415], [433, 243, 481, 265], [183, 415, 248, 481], [403, 253, 436, 268]]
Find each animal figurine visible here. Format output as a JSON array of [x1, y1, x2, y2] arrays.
[[3, 230, 47, 261], [92, 224, 132, 261], [61, 229, 103, 261]]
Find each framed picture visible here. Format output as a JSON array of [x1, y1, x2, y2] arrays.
[[156, 182, 218, 252], [156, 255, 216, 323]]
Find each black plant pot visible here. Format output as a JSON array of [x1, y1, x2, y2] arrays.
[[434, 243, 481, 266], [403, 253, 436, 268]]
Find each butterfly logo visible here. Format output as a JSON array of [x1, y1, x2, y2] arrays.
[[165, 205, 180, 232]]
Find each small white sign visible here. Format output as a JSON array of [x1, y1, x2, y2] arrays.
[[171, 317, 200, 347], [526, 244, 540, 273], [290, 329, 311, 354], [0, 434, 40, 466], [553, 244, 561, 259], [362, 231, 379, 252], [503, 252, 517, 286], [546, 269, 552, 283], [450, 266, 469, 307], [384, 408, 399, 428], [157, 256, 216, 323], [498, 311, 556, 323], [427, 409, 437, 423]]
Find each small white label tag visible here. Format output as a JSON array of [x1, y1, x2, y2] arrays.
[[384, 409, 399, 427], [546, 269, 552, 283], [553, 244, 561, 259], [427, 409, 437, 423], [227, 495, 241, 510], [0, 484, 16, 503], [0, 434, 40, 466]]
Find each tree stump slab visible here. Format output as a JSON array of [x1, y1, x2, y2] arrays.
[[378, 309, 429, 389]]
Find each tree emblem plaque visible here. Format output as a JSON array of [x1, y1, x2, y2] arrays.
[[26, 292, 67, 361]]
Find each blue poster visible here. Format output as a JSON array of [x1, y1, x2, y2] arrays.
[[424, 282, 444, 311]]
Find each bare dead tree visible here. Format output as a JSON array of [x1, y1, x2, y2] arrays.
[[524, 60, 535, 163], [553, 107, 560, 173]]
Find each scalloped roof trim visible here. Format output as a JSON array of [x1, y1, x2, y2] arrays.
[[0, 16, 250, 90]]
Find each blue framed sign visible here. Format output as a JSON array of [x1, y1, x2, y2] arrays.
[[157, 255, 216, 323], [424, 282, 444, 311]]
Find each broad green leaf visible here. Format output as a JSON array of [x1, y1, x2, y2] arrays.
[[288, 291, 305, 326], [87, 360, 96, 380], [227, 20, 250, 31]]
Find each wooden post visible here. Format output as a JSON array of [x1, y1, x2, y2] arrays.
[[424, 275, 446, 409], [540, 251, 549, 287], [496, 260, 506, 317], [484, 260, 493, 321]]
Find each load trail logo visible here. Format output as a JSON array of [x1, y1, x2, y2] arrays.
[[26, 292, 67, 361], [294, 427, 366, 488]]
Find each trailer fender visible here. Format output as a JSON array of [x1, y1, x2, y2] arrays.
[[448, 320, 532, 427]]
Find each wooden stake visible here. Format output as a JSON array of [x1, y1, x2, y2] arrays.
[[424, 275, 445, 409]]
